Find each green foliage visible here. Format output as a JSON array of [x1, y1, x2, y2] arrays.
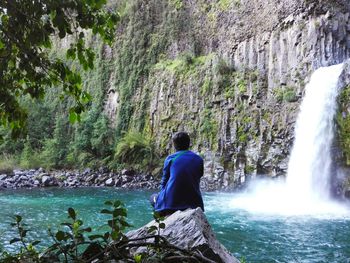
[[0, 154, 19, 173], [200, 108, 219, 147], [115, 131, 159, 171], [114, 1, 179, 138], [201, 77, 213, 95], [2, 215, 41, 262], [336, 85, 350, 165], [237, 78, 247, 94], [1, 200, 217, 263], [274, 87, 297, 103], [0, 0, 119, 138], [218, 0, 232, 10], [169, 0, 184, 10]]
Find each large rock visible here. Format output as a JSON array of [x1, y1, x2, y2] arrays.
[[126, 208, 239, 263]]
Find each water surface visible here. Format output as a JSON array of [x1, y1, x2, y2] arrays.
[[1, 188, 350, 263]]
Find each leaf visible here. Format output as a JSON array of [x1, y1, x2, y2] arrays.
[[113, 208, 127, 217], [10, 238, 21, 244], [32, 240, 40, 246], [68, 207, 76, 220], [147, 226, 157, 234], [55, 231, 65, 241], [100, 209, 113, 214], [159, 223, 166, 229], [82, 227, 92, 232], [134, 254, 143, 263], [111, 230, 120, 241], [88, 234, 104, 240], [104, 200, 113, 206], [69, 111, 78, 124], [103, 232, 110, 240], [113, 200, 123, 207], [15, 215, 22, 223], [120, 219, 132, 228]]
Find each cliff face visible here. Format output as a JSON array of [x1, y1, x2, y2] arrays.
[[103, 0, 350, 189]]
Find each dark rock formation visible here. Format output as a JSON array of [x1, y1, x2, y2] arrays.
[[126, 208, 239, 263]]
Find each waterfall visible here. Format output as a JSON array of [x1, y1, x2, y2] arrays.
[[227, 63, 350, 217], [286, 63, 344, 200]]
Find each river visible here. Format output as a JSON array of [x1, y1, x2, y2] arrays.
[[1, 187, 349, 263]]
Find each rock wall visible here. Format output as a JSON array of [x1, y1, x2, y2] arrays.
[[104, 0, 350, 189]]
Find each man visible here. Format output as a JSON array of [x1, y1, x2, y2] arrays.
[[151, 132, 204, 216]]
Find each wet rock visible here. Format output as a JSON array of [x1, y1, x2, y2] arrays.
[[126, 208, 239, 263]]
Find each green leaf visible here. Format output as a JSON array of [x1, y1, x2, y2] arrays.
[[82, 227, 92, 232], [69, 112, 78, 124], [134, 254, 143, 263], [100, 209, 113, 214], [32, 240, 40, 246], [113, 200, 123, 207], [55, 231, 65, 241], [159, 223, 166, 229], [147, 226, 157, 234], [9, 238, 21, 244], [111, 230, 120, 240], [89, 234, 104, 240], [113, 208, 127, 217], [68, 207, 76, 220], [15, 215, 22, 223], [104, 200, 113, 206]]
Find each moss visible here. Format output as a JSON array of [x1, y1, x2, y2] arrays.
[[237, 78, 247, 94], [245, 164, 255, 174], [114, 0, 179, 139], [169, 0, 183, 10], [201, 77, 213, 95], [336, 85, 350, 165], [225, 85, 235, 99], [200, 108, 219, 148], [273, 86, 297, 103]]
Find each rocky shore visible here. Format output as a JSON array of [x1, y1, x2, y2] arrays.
[[0, 165, 234, 191], [0, 168, 159, 190]]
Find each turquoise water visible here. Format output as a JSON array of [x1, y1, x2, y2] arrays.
[[1, 188, 350, 262]]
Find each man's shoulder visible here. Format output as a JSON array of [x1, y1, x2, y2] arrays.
[[187, 151, 203, 162]]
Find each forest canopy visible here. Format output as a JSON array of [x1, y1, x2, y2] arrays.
[[0, 0, 119, 139]]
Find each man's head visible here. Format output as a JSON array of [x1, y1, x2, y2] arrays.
[[172, 132, 190, 151]]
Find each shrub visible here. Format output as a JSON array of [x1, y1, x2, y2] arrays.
[[1, 201, 215, 263], [115, 131, 159, 171]]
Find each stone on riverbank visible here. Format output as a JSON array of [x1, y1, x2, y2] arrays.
[[126, 208, 240, 263]]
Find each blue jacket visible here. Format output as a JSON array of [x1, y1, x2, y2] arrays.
[[155, 150, 204, 212]]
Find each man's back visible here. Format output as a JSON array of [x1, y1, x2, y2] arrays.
[[155, 150, 204, 212]]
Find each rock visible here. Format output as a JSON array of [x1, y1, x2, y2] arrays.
[[126, 208, 239, 263], [41, 175, 51, 186], [121, 169, 135, 176], [0, 174, 7, 180], [105, 178, 114, 186], [344, 189, 350, 199]]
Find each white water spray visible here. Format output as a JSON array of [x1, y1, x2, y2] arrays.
[[286, 63, 344, 199], [224, 63, 350, 217]]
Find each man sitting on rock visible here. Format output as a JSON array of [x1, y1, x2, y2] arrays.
[[150, 132, 204, 216]]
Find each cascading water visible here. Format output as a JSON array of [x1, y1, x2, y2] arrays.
[[226, 63, 350, 217], [286, 63, 344, 200]]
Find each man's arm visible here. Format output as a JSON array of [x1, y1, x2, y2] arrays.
[[160, 157, 172, 189]]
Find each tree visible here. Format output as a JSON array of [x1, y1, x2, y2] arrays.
[[0, 0, 119, 138]]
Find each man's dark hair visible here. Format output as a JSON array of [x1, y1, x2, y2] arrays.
[[172, 132, 190, 151]]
